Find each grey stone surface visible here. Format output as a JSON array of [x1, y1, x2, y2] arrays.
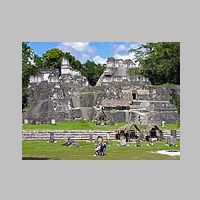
[[167, 135, 175, 146], [136, 138, 142, 147], [22, 130, 116, 140], [23, 58, 180, 124]]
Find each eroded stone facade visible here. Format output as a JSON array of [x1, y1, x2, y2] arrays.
[[23, 58, 180, 124], [97, 57, 150, 86]]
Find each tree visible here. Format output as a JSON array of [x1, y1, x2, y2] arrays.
[[82, 61, 105, 86], [22, 42, 42, 109], [22, 42, 42, 93], [41, 49, 105, 85], [42, 48, 64, 69], [170, 88, 180, 126], [64, 52, 82, 71], [170, 89, 180, 114], [129, 42, 180, 85]]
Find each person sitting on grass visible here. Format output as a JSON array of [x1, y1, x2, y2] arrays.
[[94, 136, 107, 156], [101, 140, 107, 156], [94, 144, 101, 156]]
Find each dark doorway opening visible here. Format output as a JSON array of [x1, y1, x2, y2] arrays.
[[132, 93, 137, 100]]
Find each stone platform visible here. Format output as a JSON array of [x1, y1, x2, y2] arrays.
[[22, 130, 116, 141], [22, 130, 180, 141]]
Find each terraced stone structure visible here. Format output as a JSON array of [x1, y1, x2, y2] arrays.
[[23, 58, 179, 124]]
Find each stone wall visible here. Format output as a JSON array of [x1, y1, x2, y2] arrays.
[[22, 130, 116, 140], [22, 130, 180, 141]]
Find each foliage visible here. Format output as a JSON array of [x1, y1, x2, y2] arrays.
[[22, 42, 42, 92], [82, 60, 106, 86], [129, 42, 180, 85], [64, 52, 82, 71], [42, 48, 64, 69], [22, 42, 42, 109], [128, 67, 141, 76], [170, 89, 180, 114], [22, 45, 106, 109], [41, 49, 105, 86]]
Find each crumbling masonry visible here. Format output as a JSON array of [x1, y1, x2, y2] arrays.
[[23, 58, 180, 125]]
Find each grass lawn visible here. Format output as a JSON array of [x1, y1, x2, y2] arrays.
[[22, 140, 180, 160], [22, 120, 126, 131], [22, 120, 180, 131], [133, 123, 180, 131]]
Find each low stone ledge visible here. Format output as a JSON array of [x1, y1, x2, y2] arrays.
[[22, 130, 116, 141]]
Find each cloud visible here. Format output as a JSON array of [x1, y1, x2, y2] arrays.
[[58, 42, 95, 63], [114, 42, 142, 55], [61, 42, 94, 53], [115, 44, 129, 55], [93, 55, 107, 64], [113, 42, 143, 61], [58, 42, 143, 64], [114, 52, 136, 60], [130, 42, 142, 49]]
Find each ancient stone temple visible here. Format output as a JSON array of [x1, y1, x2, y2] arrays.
[[97, 57, 150, 86], [23, 57, 180, 124]]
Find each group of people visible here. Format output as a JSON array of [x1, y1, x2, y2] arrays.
[[94, 136, 107, 156]]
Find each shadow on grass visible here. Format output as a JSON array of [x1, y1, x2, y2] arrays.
[[22, 157, 50, 160]]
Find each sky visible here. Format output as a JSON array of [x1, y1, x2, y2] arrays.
[[28, 42, 142, 64]]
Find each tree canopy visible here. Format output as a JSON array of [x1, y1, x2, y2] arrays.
[[22, 42, 42, 93], [129, 42, 180, 85], [64, 52, 83, 71], [82, 60, 106, 86], [22, 45, 106, 90], [22, 42, 42, 109], [170, 88, 180, 114], [129, 42, 180, 113], [42, 48, 64, 69]]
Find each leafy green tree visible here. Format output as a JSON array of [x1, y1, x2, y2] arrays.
[[42, 48, 64, 69], [64, 52, 82, 71], [170, 89, 180, 114], [129, 42, 180, 85], [22, 42, 42, 109], [170, 88, 180, 126], [128, 67, 141, 76], [82, 61, 105, 86], [22, 42, 42, 92], [42, 49, 105, 85]]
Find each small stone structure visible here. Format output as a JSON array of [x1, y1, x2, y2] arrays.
[[23, 57, 180, 124], [167, 135, 175, 146]]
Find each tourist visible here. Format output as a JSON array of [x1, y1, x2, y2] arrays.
[[101, 140, 107, 156], [94, 136, 107, 156], [94, 144, 101, 156]]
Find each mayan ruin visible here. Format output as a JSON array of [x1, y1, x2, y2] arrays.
[[23, 57, 179, 125], [22, 41, 180, 160]]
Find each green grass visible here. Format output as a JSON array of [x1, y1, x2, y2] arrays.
[[135, 123, 180, 131], [22, 140, 180, 160], [22, 120, 179, 131], [159, 123, 180, 130], [22, 120, 126, 131]]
